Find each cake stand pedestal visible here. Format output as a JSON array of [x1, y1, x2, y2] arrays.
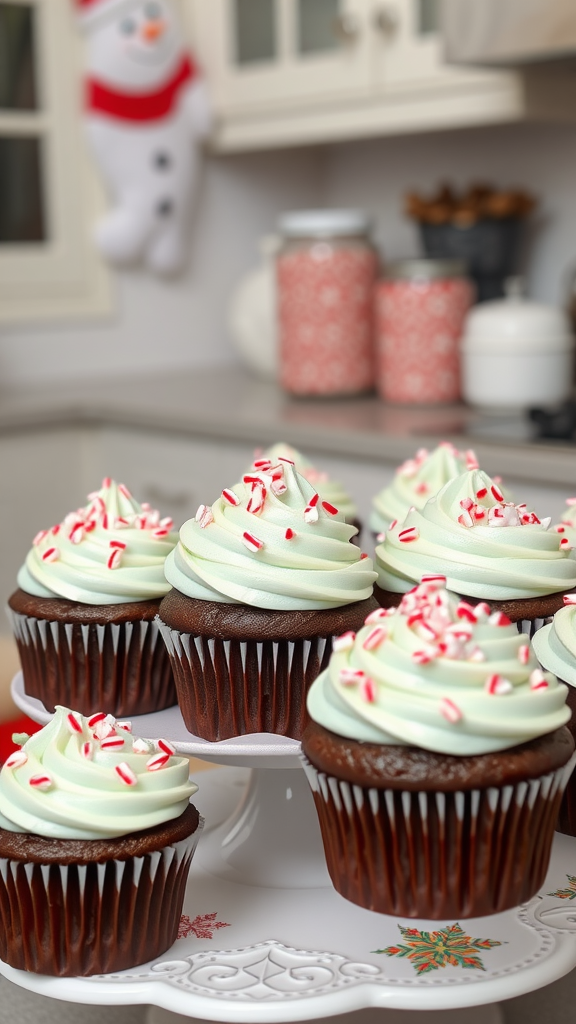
[[5, 674, 576, 1021]]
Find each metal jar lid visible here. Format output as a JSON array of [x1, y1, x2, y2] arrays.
[[385, 258, 468, 281], [278, 209, 371, 239]]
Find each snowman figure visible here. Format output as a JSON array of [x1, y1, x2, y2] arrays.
[[78, 0, 211, 275]]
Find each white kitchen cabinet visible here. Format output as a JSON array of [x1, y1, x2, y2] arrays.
[[189, 0, 543, 152]]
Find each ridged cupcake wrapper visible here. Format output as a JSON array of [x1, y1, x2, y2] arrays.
[[159, 620, 333, 741], [6, 608, 176, 718], [0, 821, 203, 977], [300, 752, 576, 920], [518, 616, 554, 639]]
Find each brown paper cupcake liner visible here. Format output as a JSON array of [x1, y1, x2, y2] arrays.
[[518, 616, 554, 639], [0, 824, 202, 976], [159, 621, 335, 740], [6, 608, 176, 718], [300, 753, 576, 919]]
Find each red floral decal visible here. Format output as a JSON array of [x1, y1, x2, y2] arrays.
[[178, 912, 231, 940]]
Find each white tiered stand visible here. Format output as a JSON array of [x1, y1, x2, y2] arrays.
[[4, 671, 576, 1023]]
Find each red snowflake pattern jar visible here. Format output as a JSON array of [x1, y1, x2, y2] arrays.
[[375, 259, 474, 404], [277, 210, 379, 396]]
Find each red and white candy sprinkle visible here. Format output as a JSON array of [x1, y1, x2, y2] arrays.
[[42, 547, 60, 563], [107, 548, 123, 570], [146, 753, 170, 772], [66, 712, 83, 734], [530, 670, 549, 691], [81, 742, 93, 760], [285, 528, 295, 540], [242, 531, 264, 553], [304, 505, 319, 524], [29, 774, 53, 791], [564, 594, 576, 606], [88, 712, 107, 728], [485, 674, 513, 696], [4, 750, 27, 769], [398, 527, 419, 543], [322, 501, 339, 516], [360, 677, 377, 703], [362, 627, 387, 651], [333, 631, 356, 653], [339, 668, 365, 686], [100, 735, 125, 750], [157, 738, 176, 756], [195, 505, 214, 529], [439, 698, 463, 724], [115, 763, 138, 786], [518, 645, 530, 665]]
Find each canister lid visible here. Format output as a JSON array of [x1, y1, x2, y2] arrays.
[[384, 258, 468, 280], [462, 294, 573, 354], [278, 209, 371, 239]]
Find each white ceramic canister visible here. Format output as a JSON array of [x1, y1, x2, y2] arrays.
[[461, 283, 574, 410]]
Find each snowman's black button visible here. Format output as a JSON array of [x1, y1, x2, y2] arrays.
[[157, 199, 173, 217], [154, 152, 171, 170]]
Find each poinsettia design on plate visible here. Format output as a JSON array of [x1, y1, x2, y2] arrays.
[[548, 875, 576, 901], [178, 913, 231, 941], [375, 923, 504, 975]]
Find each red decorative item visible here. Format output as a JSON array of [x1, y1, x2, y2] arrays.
[[375, 260, 474, 404], [277, 210, 378, 396], [0, 714, 42, 766]]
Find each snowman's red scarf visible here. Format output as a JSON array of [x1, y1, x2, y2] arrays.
[[86, 54, 196, 122]]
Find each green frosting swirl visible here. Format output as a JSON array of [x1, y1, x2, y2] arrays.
[[559, 500, 576, 549], [165, 461, 376, 611], [376, 469, 576, 600], [18, 480, 178, 605], [0, 706, 197, 840], [370, 443, 471, 535], [307, 580, 569, 755], [251, 443, 358, 523], [533, 604, 576, 687]]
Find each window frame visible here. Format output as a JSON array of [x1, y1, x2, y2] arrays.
[[0, 0, 111, 323]]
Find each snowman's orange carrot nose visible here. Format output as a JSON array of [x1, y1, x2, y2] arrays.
[[142, 20, 165, 42]]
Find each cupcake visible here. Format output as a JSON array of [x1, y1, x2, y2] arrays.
[[248, 443, 361, 535], [158, 458, 377, 741], [0, 705, 201, 976], [374, 468, 576, 637], [301, 579, 575, 919], [533, 595, 576, 836], [369, 442, 477, 538], [7, 479, 179, 718]]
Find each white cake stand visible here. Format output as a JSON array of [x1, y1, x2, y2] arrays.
[[4, 673, 576, 1021]]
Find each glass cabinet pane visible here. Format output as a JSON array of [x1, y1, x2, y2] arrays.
[[417, 0, 440, 35], [0, 136, 46, 242], [298, 0, 341, 55], [0, 3, 37, 110], [233, 0, 277, 65]]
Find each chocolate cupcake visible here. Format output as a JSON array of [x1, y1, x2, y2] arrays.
[[158, 458, 377, 740], [248, 443, 362, 538], [374, 468, 576, 637], [0, 706, 201, 976], [533, 596, 576, 836], [7, 479, 179, 718], [301, 578, 575, 919], [369, 442, 478, 540]]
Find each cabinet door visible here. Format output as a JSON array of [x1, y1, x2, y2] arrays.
[[374, 0, 507, 94], [193, 0, 373, 115]]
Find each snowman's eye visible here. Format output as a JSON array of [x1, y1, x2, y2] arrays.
[[120, 17, 137, 35], [144, 2, 162, 18]]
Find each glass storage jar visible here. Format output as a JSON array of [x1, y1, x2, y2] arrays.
[[277, 209, 378, 396], [375, 258, 473, 404]]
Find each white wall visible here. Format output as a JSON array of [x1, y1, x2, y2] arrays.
[[0, 146, 323, 389], [1, 121, 576, 388], [322, 121, 576, 305]]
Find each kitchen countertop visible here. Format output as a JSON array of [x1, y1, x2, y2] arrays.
[[0, 366, 574, 486]]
